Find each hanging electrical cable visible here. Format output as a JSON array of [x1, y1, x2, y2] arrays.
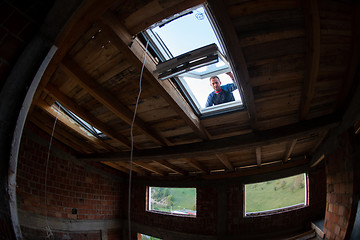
[[128, 39, 150, 240]]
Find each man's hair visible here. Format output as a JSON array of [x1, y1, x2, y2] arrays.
[[209, 76, 220, 82]]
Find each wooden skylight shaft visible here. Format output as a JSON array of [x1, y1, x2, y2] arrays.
[[99, 12, 211, 140], [207, 0, 258, 130]]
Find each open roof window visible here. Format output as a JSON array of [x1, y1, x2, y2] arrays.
[[142, 4, 244, 117]]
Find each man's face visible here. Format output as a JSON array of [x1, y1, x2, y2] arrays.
[[210, 77, 222, 92]]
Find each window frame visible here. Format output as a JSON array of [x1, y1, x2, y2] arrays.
[[141, 4, 245, 118], [146, 186, 197, 217], [243, 173, 309, 217]]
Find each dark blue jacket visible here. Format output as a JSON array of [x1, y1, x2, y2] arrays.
[[205, 83, 237, 107]]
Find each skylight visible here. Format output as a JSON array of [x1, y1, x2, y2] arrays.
[[143, 4, 244, 117]]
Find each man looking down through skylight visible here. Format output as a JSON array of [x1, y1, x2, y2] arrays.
[[205, 72, 237, 107]]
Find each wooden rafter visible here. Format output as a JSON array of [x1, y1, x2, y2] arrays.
[[283, 139, 297, 163], [116, 162, 148, 176], [215, 153, 234, 171], [123, 0, 206, 35], [44, 83, 133, 149], [256, 147, 261, 167], [80, 114, 339, 163], [207, 0, 258, 130], [133, 162, 167, 176], [99, 13, 210, 140], [300, 0, 320, 120], [184, 158, 209, 174], [33, 0, 116, 106], [60, 57, 168, 146], [101, 161, 130, 175], [155, 160, 188, 175], [36, 99, 116, 152]]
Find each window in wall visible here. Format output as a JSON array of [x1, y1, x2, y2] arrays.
[[54, 101, 108, 139], [244, 173, 307, 216], [142, 4, 244, 117], [147, 187, 196, 216], [137, 233, 162, 240]]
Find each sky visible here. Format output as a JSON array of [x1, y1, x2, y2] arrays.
[[152, 6, 241, 109]]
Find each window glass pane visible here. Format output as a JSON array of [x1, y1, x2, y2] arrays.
[[151, 6, 221, 59], [149, 187, 196, 216], [137, 233, 162, 240], [245, 173, 307, 214]]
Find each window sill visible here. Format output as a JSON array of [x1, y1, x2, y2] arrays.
[[244, 204, 308, 217], [147, 210, 196, 218]]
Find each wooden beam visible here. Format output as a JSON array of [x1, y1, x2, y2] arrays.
[[44, 83, 133, 149], [256, 147, 261, 167], [33, 0, 116, 106], [99, 13, 210, 140], [36, 99, 116, 152], [300, 0, 320, 120], [133, 162, 167, 176], [155, 160, 188, 176], [310, 130, 327, 154], [60, 57, 167, 146], [183, 158, 209, 174], [123, 0, 206, 35], [116, 161, 149, 176], [310, 154, 324, 168], [80, 114, 339, 162], [215, 153, 234, 171], [101, 161, 131, 175], [283, 139, 297, 163], [207, 0, 257, 130]]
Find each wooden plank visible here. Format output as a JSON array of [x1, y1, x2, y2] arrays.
[[80, 114, 339, 162], [256, 147, 261, 167], [60, 57, 168, 146], [36, 99, 116, 152], [123, 0, 206, 35], [133, 162, 166, 176], [215, 153, 234, 171], [45, 82, 134, 149], [183, 158, 209, 174], [99, 13, 210, 140], [207, 0, 258, 130], [155, 160, 188, 175], [115, 161, 148, 176], [283, 139, 297, 163], [300, 0, 320, 120], [33, 0, 116, 107], [101, 161, 131, 175]]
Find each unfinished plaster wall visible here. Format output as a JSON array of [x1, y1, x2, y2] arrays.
[[16, 123, 125, 239], [324, 130, 360, 240]]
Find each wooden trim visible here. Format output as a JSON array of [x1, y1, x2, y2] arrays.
[[300, 0, 320, 120], [133, 162, 167, 176], [44, 83, 133, 149], [60, 57, 167, 146], [216, 153, 234, 171], [207, 0, 257, 130], [155, 160, 188, 175], [80, 114, 339, 162], [99, 12, 211, 141], [256, 147, 261, 167], [183, 158, 209, 174], [283, 139, 297, 163]]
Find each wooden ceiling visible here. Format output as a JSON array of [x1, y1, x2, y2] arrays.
[[28, 0, 359, 179]]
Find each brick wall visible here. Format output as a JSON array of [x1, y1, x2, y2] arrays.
[[0, 0, 54, 91], [17, 124, 125, 239], [323, 130, 360, 240], [129, 167, 326, 238]]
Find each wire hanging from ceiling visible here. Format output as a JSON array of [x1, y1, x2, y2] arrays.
[[128, 39, 150, 240]]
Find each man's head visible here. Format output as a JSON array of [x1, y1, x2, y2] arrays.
[[210, 76, 222, 92]]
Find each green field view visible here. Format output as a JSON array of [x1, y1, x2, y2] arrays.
[[245, 174, 306, 213], [149, 187, 196, 213]]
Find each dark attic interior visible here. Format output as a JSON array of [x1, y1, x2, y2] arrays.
[[1, 0, 360, 239]]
